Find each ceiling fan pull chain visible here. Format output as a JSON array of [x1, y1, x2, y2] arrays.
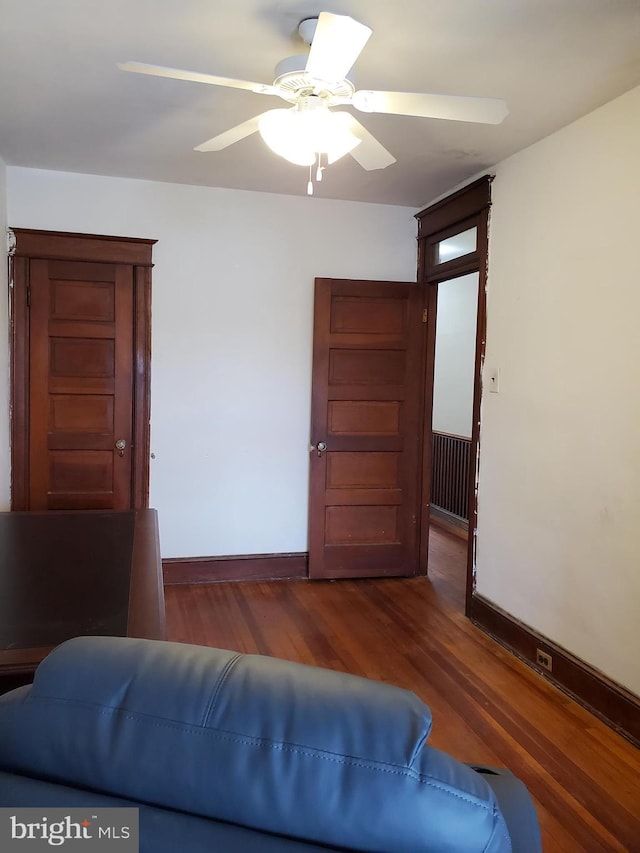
[[316, 152, 324, 182], [307, 162, 314, 195]]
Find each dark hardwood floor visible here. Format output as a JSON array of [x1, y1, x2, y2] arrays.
[[165, 527, 640, 852]]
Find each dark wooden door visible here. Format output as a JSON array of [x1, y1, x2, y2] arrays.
[[308, 278, 425, 579], [10, 228, 154, 512], [28, 259, 134, 510]]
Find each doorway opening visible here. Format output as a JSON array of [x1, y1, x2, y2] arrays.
[[416, 177, 491, 614], [431, 271, 479, 536], [427, 271, 479, 609]]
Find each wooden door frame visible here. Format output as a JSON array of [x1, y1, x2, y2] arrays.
[[8, 228, 155, 510], [415, 177, 491, 614]]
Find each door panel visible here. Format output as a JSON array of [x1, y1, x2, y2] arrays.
[[328, 400, 401, 435], [308, 278, 424, 579], [29, 259, 134, 510], [326, 451, 399, 489], [329, 349, 406, 385]]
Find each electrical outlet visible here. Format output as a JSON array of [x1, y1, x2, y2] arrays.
[[536, 649, 553, 672]]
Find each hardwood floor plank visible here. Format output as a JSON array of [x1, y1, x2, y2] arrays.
[[164, 527, 640, 852]]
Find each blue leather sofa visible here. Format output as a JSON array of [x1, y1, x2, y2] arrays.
[[0, 637, 541, 852]]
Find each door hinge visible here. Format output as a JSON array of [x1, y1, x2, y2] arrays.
[[26, 286, 31, 307], [422, 308, 428, 323]]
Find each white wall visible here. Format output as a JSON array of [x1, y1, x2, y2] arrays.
[[432, 272, 478, 438], [6, 169, 417, 557], [477, 84, 640, 694], [0, 153, 8, 509]]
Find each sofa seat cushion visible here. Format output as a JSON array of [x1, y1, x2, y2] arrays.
[[0, 637, 510, 852]]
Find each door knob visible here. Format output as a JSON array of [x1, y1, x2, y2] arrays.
[[311, 441, 327, 458], [115, 439, 127, 457]]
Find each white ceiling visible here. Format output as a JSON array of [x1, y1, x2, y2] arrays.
[[1, 0, 639, 207]]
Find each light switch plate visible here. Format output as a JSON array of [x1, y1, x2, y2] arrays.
[[488, 368, 500, 393]]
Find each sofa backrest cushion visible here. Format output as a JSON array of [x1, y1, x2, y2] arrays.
[[0, 637, 510, 852]]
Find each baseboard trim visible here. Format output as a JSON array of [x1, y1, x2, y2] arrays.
[[430, 506, 468, 540], [470, 593, 640, 747], [163, 552, 308, 585]]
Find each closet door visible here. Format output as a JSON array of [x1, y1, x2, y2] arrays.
[[28, 258, 134, 509], [10, 229, 154, 510]]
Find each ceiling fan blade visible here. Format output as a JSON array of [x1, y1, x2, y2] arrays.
[[342, 115, 396, 171], [351, 90, 509, 124], [194, 113, 271, 152], [305, 13, 372, 81], [118, 62, 276, 95]]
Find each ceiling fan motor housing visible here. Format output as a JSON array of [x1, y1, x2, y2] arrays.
[[273, 55, 355, 104], [298, 17, 319, 46]]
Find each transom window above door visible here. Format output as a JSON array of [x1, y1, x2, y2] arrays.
[[434, 227, 478, 264]]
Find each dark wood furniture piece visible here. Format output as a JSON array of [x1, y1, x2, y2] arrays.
[[0, 509, 165, 693]]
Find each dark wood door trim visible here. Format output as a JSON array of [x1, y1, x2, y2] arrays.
[[9, 255, 29, 511], [9, 228, 155, 266], [9, 229, 155, 510], [416, 177, 492, 614], [132, 264, 152, 509], [416, 176, 491, 239]]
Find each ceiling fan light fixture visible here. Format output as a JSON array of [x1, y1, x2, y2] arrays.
[[258, 100, 360, 168], [258, 109, 316, 165]]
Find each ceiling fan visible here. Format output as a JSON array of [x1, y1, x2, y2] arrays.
[[119, 12, 508, 193]]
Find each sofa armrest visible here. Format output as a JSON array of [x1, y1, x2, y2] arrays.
[[469, 766, 541, 853]]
